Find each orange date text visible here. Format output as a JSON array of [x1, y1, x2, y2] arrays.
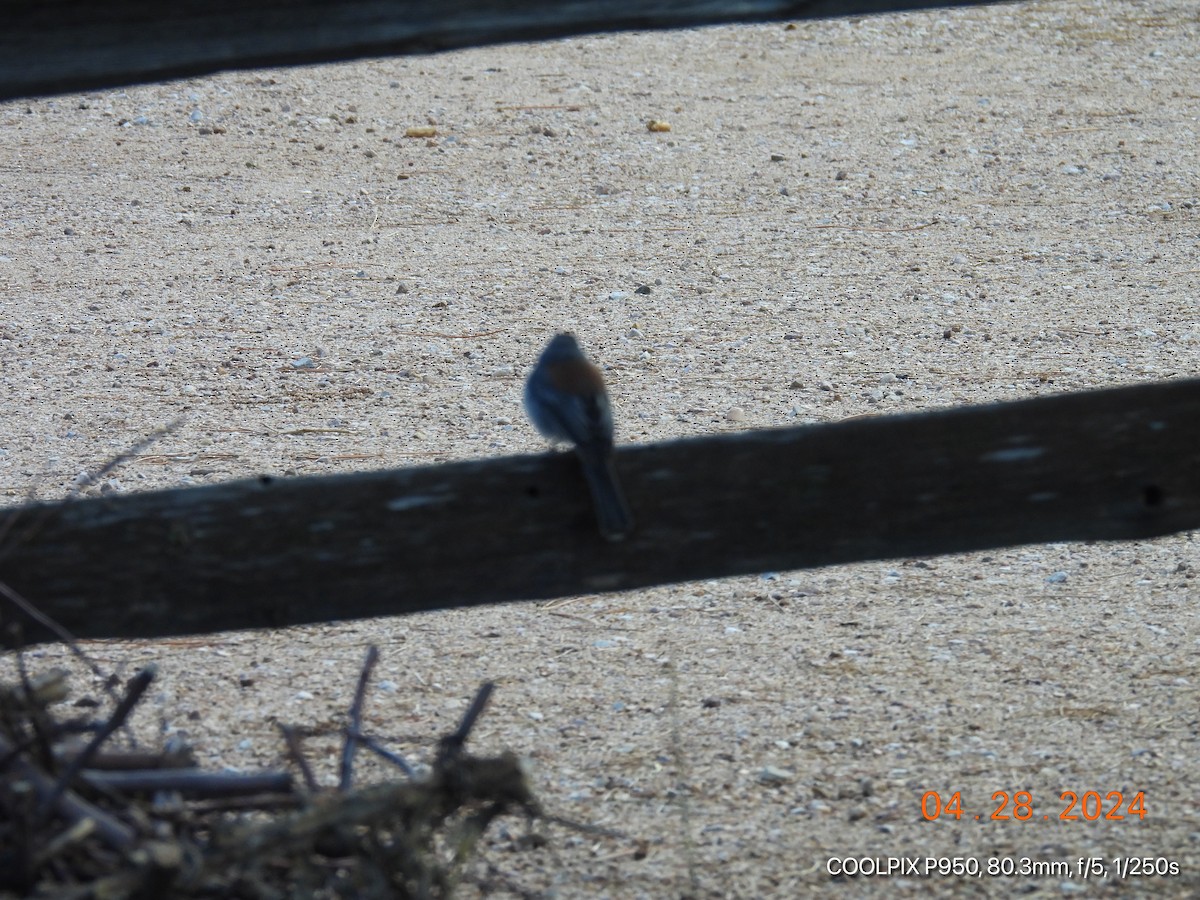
[[921, 790, 1147, 822]]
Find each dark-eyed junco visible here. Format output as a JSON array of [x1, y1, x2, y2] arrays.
[[524, 333, 633, 541]]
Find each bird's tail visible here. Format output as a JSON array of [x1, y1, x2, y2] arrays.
[[576, 449, 634, 541]]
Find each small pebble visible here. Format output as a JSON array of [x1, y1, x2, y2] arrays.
[[290, 357, 317, 369], [726, 406, 746, 422], [759, 766, 794, 785], [1045, 571, 1068, 584]]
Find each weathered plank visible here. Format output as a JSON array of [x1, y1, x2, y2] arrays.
[[2, 377, 1197, 644], [0, 0, 1009, 102]]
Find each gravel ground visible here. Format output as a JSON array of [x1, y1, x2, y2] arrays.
[[2, 0, 1199, 896]]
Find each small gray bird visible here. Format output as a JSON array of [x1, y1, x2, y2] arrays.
[[524, 333, 633, 541]]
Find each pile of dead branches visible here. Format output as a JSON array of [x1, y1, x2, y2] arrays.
[[0, 646, 540, 899]]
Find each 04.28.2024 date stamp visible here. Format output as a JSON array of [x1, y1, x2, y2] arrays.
[[921, 789, 1147, 822]]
